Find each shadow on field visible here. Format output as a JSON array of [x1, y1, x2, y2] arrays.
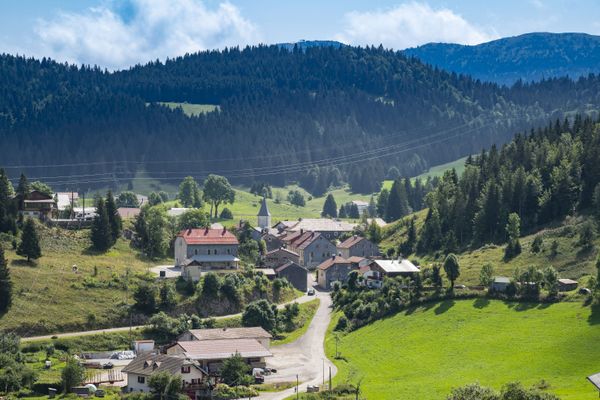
[[589, 304, 600, 325], [10, 259, 36, 267], [473, 297, 490, 309], [434, 300, 455, 315]]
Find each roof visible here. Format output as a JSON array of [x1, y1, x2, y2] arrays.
[[366, 218, 387, 227], [265, 247, 299, 257], [337, 235, 367, 249], [24, 199, 55, 204], [183, 255, 240, 264], [558, 278, 578, 284], [117, 207, 141, 219], [174, 339, 272, 361], [275, 261, 308, 273], [185, 327, 272, 341], [258, 197, 271, 217], [493, 277, 511, 284], [255, 268, 276, 276], [284, 218, 357, 233], [347, 256, 367, 264], [351, 200, 369, 206], [318, 256, 351, 271], [178, 228, 239, 245], [295, 232, 327, 250], [371, 259, 419, 274], [55, 192, 78, 210], [588, 372, 600, 390], [122, 353, 202, 376]]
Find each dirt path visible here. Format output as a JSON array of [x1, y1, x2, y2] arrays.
[[259, 282, 337, 400]]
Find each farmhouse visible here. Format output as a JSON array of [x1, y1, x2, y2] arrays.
[[20, 190, 56, 221], [276, 261, 309, 292], [368, 258, 420, 278], [558, 278, 578, 292], [166, 339, 272, 373], [275, 218, 356, 240], [177, 327, 273, 348], [336, 235, 380, 259], [264, 247, 300, 269], [284, 230, 337, 269], [122, 353, 208, 397], [317, 255, 355, 290], [491, 277, 511, 292], [174, 228, 240, 280], [351, 200, 369, 215]]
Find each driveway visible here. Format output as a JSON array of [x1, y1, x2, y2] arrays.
[[259, 280, 337, 400]]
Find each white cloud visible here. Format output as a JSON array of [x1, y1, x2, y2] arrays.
[[335, 2, 497, 50], [33, 0, 261, 69]]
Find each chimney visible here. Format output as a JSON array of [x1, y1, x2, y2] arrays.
[[300, 229, 304, 235], [187, 228, 192, 235], [222, 227, 227, 235], [205, 226, 209, 234]]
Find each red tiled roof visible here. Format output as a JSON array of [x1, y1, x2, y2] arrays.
[[178, 228, 239, 245], [337, 235, 366, 249], [317, 256, 350, 271], [295, 232, 323, 250], [347, 256, 367, 264]]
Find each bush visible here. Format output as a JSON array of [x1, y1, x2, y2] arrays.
[[219, 208, 233, 220], [334, 315, 348, 331]]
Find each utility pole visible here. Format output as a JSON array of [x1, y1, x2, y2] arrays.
[[329, 366, 332, 393], [296, 374, 299, 400], [322, 358, 325, 387]]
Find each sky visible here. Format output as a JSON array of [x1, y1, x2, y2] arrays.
[[1, 0, 599, 70]]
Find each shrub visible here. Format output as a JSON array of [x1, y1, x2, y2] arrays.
[[219, 208, 233, 220]]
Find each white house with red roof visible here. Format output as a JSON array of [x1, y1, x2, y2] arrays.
[[174, 227, 240, 280]]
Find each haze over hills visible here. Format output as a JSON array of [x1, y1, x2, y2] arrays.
[[1, 43, 600, 195], [404, 32, 600, 85]]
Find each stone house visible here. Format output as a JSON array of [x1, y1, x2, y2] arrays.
[[336, 235, 380, 259], [317, 256, 355, 290], [264, 247, 300, 269], [276, 261, 309, 292]]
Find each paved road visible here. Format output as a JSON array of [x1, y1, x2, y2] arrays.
[[258, 282, 337, 400], [21, 294, 314, 342]]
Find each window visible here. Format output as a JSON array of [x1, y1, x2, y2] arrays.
[[137, 376, 146, 384], [181, 366, 191, 374], [207, 249, 211, 255], [214, 249, 217, 254], [227, 248, 230, 254], [194, 249, 198, 255]]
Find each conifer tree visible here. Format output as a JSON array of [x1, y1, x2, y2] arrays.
[[322, 194, 337, 218], [338, 205, 347, 218], [386, 179, 409, 222], [105, 191, 122, 244], [91, 198, 112, 251], [16, 173, 30, 199], [0, 246, 12, 313], [17, 217, 41, 262]]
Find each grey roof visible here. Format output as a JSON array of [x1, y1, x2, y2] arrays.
[[275, 261, 308, 273], [372, 259, 419, 273], [122, 353, 203, 376], [493, 277, 511, 284], [283, 218, 356, 233], [258, 197, 271, 217], [185, 327, 272, 341], [588, 372, 600, 390], [174, 339, 272, 361]]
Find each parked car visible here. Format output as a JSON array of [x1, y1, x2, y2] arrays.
[[95, 390, 105, 398], [307, 288, 315, 296], [102, 362, 114, 370], [579, 287, 592, 295]]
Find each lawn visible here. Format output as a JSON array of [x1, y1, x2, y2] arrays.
[[273, 299, 320, 345], [327, 299, 600, 400]]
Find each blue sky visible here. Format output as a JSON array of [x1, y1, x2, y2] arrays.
[[1, 0, 599, 69]]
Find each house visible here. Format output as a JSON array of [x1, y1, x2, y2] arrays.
[[20, 190, 57, 221], [166, 339, 272, 374], [284, 231, 337, 269], [255, 268, 277, 280], [347, 256, 370, 268], [264, 247, 300, 269], [317, 256, 355, 290], [491, 277, 511, 292], [117, 207, 141, 219], [276, 261, 309, 292], [368, 258, 420, 278], [177, 327, 273, 348], [174, 228, 240, 280], [257, 197, 271, 229], [351, 200, 369, 215], [122, 353, 208, 397], [275, 218, 357, 240], [336, 235, 380, 259], [558, 278, 578, 292], [133, 340, 155, 354], [262, 231, 284, 252]]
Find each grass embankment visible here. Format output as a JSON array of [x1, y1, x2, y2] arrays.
[[273, 299, 320, 345], [381, 214, 599, 286], [327, 299, 600, 400]]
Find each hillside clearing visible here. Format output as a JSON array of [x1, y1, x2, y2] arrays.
[[327, 299, 600, 400]]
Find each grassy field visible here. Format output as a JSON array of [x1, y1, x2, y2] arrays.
[[155, 102, 220, 116], [273, 298, 320, 345], [327, 299, 600, 400], [382, 155, 469, 190], [381, 213, 599, 286]]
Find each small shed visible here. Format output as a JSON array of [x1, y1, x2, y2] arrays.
[[255, 268, 277, 280], [491, 277, 511, 292], [134, 340, 155, 354], [558, 278, 578, 292]]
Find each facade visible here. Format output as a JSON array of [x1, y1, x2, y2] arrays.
[[336, 235, 380, 259], [177, 327, 273, 349], [20, 190, 56, 221], [264, 247, 300, 269], [285, 231, 337, 269], [317, 256, 355, 290], [262, 232, 284, 252], [257, 197, 271, 229], [351, 200, 369, 215], [122, 353, 208, 397], [276, 261, 309, 292], [368, 259, 420, 278], [558, 278, 578, 292], [174, 228, 240, 280], [166, 339, 272, 374], [491, 277, 511, 292]]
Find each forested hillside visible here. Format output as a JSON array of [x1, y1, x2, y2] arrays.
[[1, 44, 600, 194], [404, 32, 600, 85], [385, 115, 600, 257]]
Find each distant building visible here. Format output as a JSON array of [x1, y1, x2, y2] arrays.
[[275, 218, 356, 240], [368, 258, 420, 278], [351, 200, 369, 215], [55, 192, 79, 211], [262, 231, 284, 252], [257, 197, 271, 229], [174, 228, 240, 280], [283, 231, 337, 269], [178, 327, 273, 348], [276, 261, 309, 292], [122, 353, 208, 396], [558, 278, 578, 292], [366, 218, 387, 228], [317, 255, 354, 289], [336, 235, 380, 259], [20, 190, 56, 221], [491, 277, 511, 292], [117, 207, 141, 219], [264, 247, 300, 269]]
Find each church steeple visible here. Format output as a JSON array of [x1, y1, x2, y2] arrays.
[[257, 197, 271, 229]]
